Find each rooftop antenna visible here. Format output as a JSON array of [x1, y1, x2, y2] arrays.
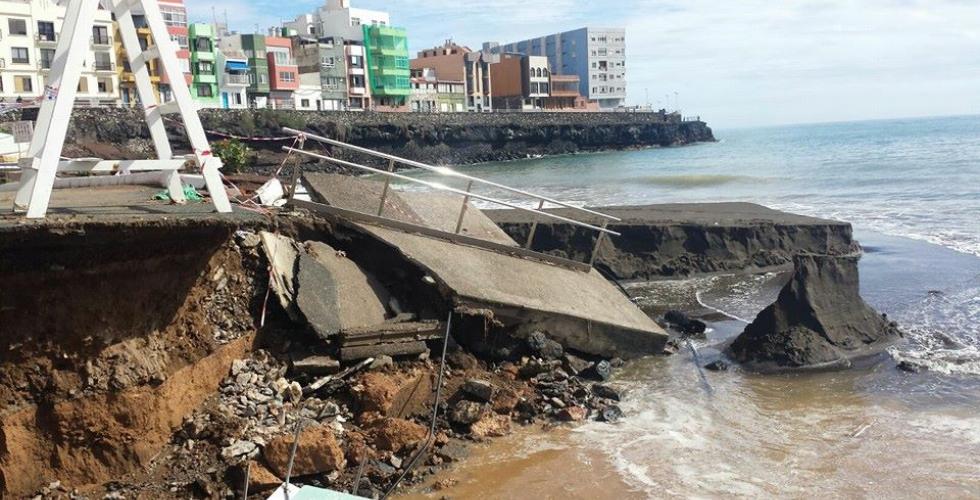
[[12, 0, 231, 218]]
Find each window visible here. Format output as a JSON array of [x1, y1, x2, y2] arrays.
[[94, 52, 112, 71], [14, 76, 32, 93], [8, 19, 27, 36], [197, 61, 214, 74], [0, 76, 3, 93], [197, 84, 213, 97], [160, 7, 187, 27], [97, 78, 113, 94], [92, 26, 110, 45], [234, 93, 242, 105], [351, 17, 361, 26], [273, 51, 290, 65], [40, 49, 55, 69], [11, 47, 29, 64], [321, 56, 335, 68], [171, 35, 189, 50], [37, 21, 55, 41], [349, 55, 362, 67], [193, 37, 212, 52], [301, 99, 310, 107], [78, 77, 89, 93], [258, 73, 267, 84], [279, 71, 295, 83]]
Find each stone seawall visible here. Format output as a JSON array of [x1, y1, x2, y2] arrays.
[[6, 107, 714, 169]]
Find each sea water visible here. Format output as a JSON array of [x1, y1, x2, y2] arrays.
[[398, 115, 980, 497]]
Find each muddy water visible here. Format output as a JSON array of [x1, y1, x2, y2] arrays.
[[404, 231, 980, 499]]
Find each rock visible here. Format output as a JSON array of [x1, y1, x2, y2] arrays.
[[599, 405, 624, 423], [357, 370, 433, 418], [704, 360, 729, 371], [263, 425, 346, 477], [519, 358, 561, 379], [370, 355, 394, 370], [446, 350, 479, 371], [728, 254, 903, 369], [470, 414, 512, 438], [221, 440, 257, 461], [449, 400, 485, 426], [235, 230, 262, 248], [365, 416, 428, 452], [664, 310, 707, 336], [433, 478, 459, 490], [389, 455, 403, 469], [562, 353, 594, 375], [897, 360, 922, 373], [434, 441, 470, 463], [527, 331, 564, 360], [244, 461, 281, 492], [584, 360, 612, 381], [461, 379, 494, 402], [591, 383, 621, 401], [556, 406, 587, 422], [290, 355, 341, 376], [548, 396, 566, 409], [492, 388, 522, 414]]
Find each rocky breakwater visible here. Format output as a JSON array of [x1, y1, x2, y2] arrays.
[[6, 107, 715, 168], [728, 253, 903, 370], [487, 203, 857, 280]]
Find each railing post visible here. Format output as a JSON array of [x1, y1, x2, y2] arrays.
[[524, 199, 546, 249], [588, 219, 610, 267], [288, 135, 305, 201], [376, 158, 396, 216], [454, 180, 474, 234]]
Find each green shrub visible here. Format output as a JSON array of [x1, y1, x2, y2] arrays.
[[211, 138, 252, 173]]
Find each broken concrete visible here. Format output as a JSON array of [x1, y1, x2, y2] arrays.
[[728, 253, 903, 369], [295, 241, 390, 339]]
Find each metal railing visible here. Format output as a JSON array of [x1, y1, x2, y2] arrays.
[[281, 128, 621, 266]]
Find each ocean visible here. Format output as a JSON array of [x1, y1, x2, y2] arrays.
[[398, 115, 980, 498]]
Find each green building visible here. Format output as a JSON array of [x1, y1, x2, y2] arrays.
[[189, 23, 219, 107], [362, 25, 411, 107], [241, 34, 270, 104]]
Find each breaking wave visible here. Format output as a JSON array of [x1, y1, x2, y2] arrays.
[[889, 284, 980, 376], [637, 174, 766, 188]]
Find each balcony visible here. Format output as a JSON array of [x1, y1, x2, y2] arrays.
[[36, 33, 57, 44], [223, 73, 249, 86], [94, 61, 115, 72], [91, 35, 112, 46]]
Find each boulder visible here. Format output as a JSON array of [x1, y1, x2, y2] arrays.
[[728, 254, 902, 369], [364, 416, 428, 452], [449, 400, 485, 426], [470, 414, 512, 438], [664, 310, 707, 336], [556, 406, 587, 422], [263, 425, 346, 477], [460, 379, 494, 402], [527, 331, 564, 360], [356, 370, 433, 418]]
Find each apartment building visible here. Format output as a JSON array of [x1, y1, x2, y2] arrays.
[[265, 35, 298, 109], [344, 40, 368, 109], [409, 67, 464, 113], [292, 35, 347, 110], [493, 27, 626, 109], [157, 0, 192, 101], [188, 23, 218, 108], [312, 0, 388, 41], [0, 0, 120, 105], [363, 24, 410, 109], [463, 50, 494, 112], [219, 34, 270, 107], [216, 49, 249, 109], [115, 13, 161, 107], [488, 53, 549, 111]]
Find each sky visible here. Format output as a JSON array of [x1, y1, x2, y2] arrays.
[[185, 0, 980, 128]]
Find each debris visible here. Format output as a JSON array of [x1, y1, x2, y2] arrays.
[[290, 355, 341, 376], [664, 310, 707, 336], [153, 184, 203, 202], [562, 353, 593, 375], [368, 355, 394, 371], [364, 416, 428, 452], [356, 370, 433, 418], [461, 379, 494, 402], [527, 331, 564, 360], [339, 321, 443, 361], [470, 414, 511, 438], [704, 360, 729, 371], [591, 383, 621, 401], [255, 178, 285, 206], [262, 424, 346, 477], [304, 357, 373, 395], [221, 440, 258, 461], [449, 400, 485, 426]]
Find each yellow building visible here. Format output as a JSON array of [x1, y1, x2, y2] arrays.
[[114, 16, 162, 106]]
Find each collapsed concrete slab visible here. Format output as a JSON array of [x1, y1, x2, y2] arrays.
[[296, 242, 390, 339], [300, 174, 668, 358], [728, 253, 903, 369]]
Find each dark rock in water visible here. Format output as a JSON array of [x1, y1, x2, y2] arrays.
[[591, 383, 621, 401], [527, 331, 564, 360], [896, 360, 923, 373], [704, 360, 729, 372], [664, 310, 707, 337], [599, 405, 624, 423], [584, 360, 613, 381], [461, 379, 495, 402], [728, 254, 902, 369]]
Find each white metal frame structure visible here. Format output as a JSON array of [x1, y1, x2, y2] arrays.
[[12, 0, 231, 218]]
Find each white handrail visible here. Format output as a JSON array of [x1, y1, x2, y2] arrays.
[[282, 146, 622, 237], [281, 127, 622, 222]]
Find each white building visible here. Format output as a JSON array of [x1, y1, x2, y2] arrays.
[[293, 72, 322, 110], [313, 0, 388, 41], [0, 0, 120, 105], [217, 50, 249, 109]]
